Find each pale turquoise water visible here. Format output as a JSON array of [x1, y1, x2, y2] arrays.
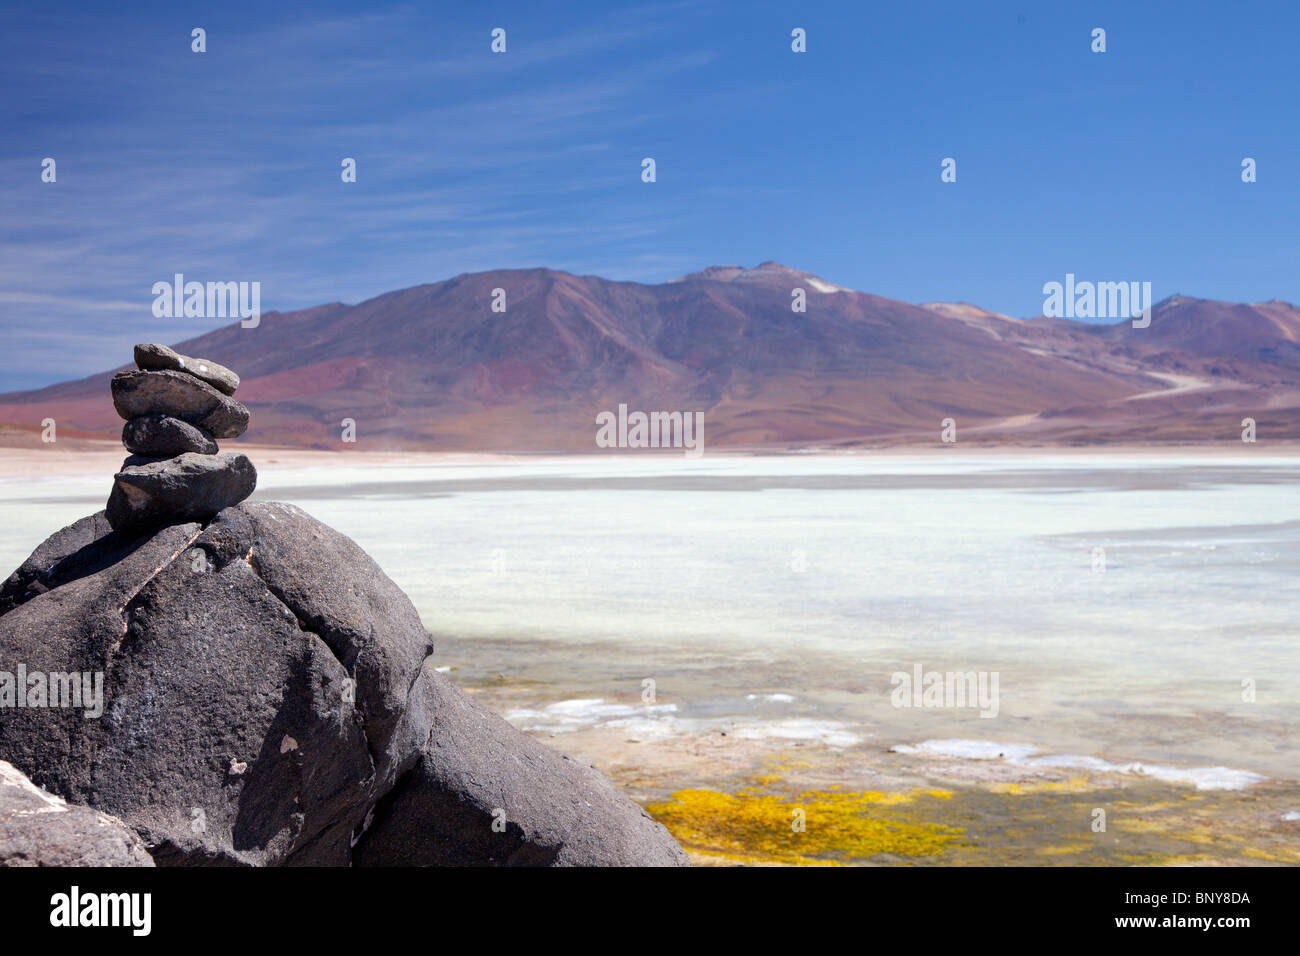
[[3, 452, 1298, 783]]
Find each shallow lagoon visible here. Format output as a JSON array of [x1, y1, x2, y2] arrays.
[[267, 450, 1300, 862], [6, 450, 1296, 792]]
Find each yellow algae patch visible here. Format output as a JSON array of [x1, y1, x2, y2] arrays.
[[1112, 800, 1183, 812], [1242, 846, 1300, 864], [987, 777, 1092, 796], [1118, 852, 1225, 866], [1114, 818, 1220, 843], [646, 783, 963, 866], [1036, 843, 1097, 856]]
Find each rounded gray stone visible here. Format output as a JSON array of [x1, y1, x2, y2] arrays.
[[111, 368, 249, 439], [105, 451, 257, 534], [122, 414, 218, 457]]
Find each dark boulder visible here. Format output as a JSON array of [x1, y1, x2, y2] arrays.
[[0, 511, 115, 616], [353, 669, 691, 866], [0, 502, 432, 865], [0, 502, 688, 867]]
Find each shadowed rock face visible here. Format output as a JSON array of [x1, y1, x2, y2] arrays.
[[0, 502, 688, 867], [0, 511, 115, 617], [354, 672, 691, 866], [1, 760, 155, 866]]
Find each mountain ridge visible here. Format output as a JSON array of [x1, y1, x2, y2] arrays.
[[4, 265, 1299, 449]]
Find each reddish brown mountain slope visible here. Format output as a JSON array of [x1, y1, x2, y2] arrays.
[[2, 264, 1296, 449]]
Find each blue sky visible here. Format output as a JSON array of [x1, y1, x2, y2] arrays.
[[1, 0, 1296, 391]]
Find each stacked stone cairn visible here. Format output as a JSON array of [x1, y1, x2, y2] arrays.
[[106, 344, 256, 534]]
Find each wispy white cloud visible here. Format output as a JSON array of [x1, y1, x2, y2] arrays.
[[0, 292, 142, 312], [0, 2, 731, 388]]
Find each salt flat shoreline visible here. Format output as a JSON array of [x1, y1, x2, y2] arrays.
[[2, 440, 1299, 480], [459, 672, 1300, 866]]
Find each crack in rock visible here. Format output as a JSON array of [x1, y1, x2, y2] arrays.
[[113, 526, 204, 648]]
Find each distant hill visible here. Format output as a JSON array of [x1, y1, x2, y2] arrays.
[[3, 263, 1297, 449]]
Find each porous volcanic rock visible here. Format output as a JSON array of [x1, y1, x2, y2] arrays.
[[353, 670, 692, 866], [0, 501, 688, 866], [0, 760, 155, 867]]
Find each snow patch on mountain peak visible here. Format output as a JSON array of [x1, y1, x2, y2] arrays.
[[672, 262, 851, 293]]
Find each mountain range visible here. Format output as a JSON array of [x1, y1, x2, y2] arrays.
[[4, 262, 1299, 450]]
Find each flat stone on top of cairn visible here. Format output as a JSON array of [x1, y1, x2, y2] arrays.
[[104, 344, 257, 535], [134, 343, 240, 395]]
